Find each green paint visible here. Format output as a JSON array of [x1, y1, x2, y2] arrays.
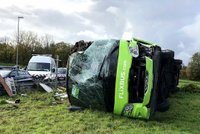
[[114, 40, 153, 119], [131, 103, 149, 119], [71, 85, 80, 99], [133, 38, 157, 47], [114, 40, 134, 115], [130, 39, 138, 47], [143, 57, 153, 106], [123, 103, 150, 119]]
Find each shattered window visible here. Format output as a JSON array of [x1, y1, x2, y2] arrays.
[[68, 39, 117, 110], [69, 39, 117, 83]]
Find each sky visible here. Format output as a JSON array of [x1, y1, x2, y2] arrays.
[[0, 0, 200, 65]]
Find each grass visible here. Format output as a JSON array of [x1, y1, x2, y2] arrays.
[[0, 80, 200, 134], [0, 62, 15, 66], [179, 79, 200, 87]]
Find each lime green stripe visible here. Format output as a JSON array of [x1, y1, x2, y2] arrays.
[[133, 38, 157, 47], [131, 103, 149, 119], [143, 57, 153, 106], [114, 40, 133, 115]]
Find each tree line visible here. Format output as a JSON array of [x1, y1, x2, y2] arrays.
[[1, 31, 200, 81], [0, 31, 72, 67], [180, 52, 200, 81]]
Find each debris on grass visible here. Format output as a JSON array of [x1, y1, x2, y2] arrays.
[[0, 75, 14, 96], [21, 93, 28, 97], [39, 83, 53, 93], [5, 99, 20, 104], [5, 77, 17, 95], [68, 105, 84, 112], [54, 92, 68, 98], [0, 99, 21, 108], [51, 86, 67, 105]]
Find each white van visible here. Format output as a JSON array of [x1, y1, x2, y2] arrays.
[[27, 55, 56, 80]]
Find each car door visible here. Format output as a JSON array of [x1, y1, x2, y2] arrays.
[[18, 70, 25, 80], [18, 70, 35, 87], [9, 70, 19, 80]]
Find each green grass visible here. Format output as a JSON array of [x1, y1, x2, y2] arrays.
[[179, 79, 200, 87], [0, 62, 15, 66], [0, 80, 200, 134]]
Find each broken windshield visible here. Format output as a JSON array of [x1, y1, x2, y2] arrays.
[[69, 39, 117, 83], [68, 39, 118, 110]]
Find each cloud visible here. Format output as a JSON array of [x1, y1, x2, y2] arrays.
[[122, 32, 133, 40], [0, 0, 94, 14], [77, 30, 108, 40], [177, 41, 185, 49], [176, 51, 191, 65], [1, 0, 200, 65], [181, 14, 200, 51], [106, 6, 120, 15]]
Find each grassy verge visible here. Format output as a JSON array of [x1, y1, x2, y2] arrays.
[[0, 80, 200, 134], [179, 79, 200, 87], [0, 63, 15, 66]]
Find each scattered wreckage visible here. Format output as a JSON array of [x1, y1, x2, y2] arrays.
[[0, 66, 35, 96], [67, 38, 182, 119], [0, 65, 66, 96]]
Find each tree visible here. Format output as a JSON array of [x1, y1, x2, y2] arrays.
[[17, 31, 41, 65], [0, 43, 15, 64], [55, 42, 71, 67], [1, 30, 73, 67], [180, 65, 187, 79], [187, 52, 200, 80]]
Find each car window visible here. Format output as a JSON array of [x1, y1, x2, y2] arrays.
[[0, 70, 11, 77], [58, 68, 66, 74], [19, 70, 31, 76], [10, 70, 18, 77], [18, 70, 25, 76]]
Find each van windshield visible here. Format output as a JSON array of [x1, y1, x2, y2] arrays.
[[27, 62, 50, 71]]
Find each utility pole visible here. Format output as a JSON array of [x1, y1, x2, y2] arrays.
[[55, 55, 59, 89], [16, 16, 24, 67]]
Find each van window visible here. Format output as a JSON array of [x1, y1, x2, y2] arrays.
[[27, 62, 50, 71]]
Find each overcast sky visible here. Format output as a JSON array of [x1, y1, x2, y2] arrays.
[[0, 0, 200, 64]]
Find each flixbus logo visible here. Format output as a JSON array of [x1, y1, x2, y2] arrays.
[[119, 60, 127, 99]]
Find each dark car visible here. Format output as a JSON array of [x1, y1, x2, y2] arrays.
[[57, 68, 67, 81], [0, 68, 35, 94]]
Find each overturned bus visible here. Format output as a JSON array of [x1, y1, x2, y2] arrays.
[[66, 38, 182, 119]]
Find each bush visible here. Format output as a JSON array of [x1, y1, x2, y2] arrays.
[[180, 84, 200, 93], [187, 52, 200, 80], [180, 66, 187, 79]]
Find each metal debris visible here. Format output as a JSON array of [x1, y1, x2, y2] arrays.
[[39, 82, 53, 93]]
